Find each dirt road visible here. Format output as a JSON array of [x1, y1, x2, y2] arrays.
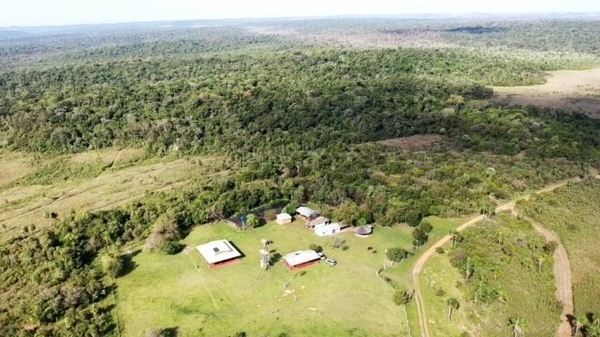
[[523, 216, 573, 337], [412, 179, 576, 337]]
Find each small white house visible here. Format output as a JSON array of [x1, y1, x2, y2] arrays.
[[276, 213, 292, 225], [314, 222, 349, 237]]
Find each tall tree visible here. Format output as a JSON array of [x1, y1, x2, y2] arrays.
[[447, 298, 460, 321]]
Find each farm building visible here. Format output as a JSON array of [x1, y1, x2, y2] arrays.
[[276, 213, 292, 225], [314, 222, 350, 237], [196, 240, 243, 268], [307, 216, 330, 229], [283, 250, 321, 270], [296, 206, 319, 220]]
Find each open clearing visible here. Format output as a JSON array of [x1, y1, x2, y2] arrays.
[[0, 149, 226, 241], [117, 221, 413, 337], [493, 68, 600, 118]]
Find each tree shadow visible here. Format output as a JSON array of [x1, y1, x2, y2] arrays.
[[120, 249, 141, 277], [161, 327, 179, 337], [271, 252, 282, 264]]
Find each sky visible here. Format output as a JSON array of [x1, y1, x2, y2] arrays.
[[1, 0, 600, 27]]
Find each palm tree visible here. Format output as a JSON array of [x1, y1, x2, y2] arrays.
[[509, 317, 526, 337], [447, 298, 460, 321], [450, 230, 460, 248], [573, 314, 586, 336]]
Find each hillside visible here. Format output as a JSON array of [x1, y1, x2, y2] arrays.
[[0, 17, 599, 337]]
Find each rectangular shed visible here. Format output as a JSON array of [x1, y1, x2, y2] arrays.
[[283, 250, 321, 270]]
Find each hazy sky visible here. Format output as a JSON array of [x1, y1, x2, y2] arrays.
[[2, 0, 599, 27]]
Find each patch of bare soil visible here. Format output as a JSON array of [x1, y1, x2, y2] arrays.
[[376, 135, 444, 149], [493, 68, 600, 118]]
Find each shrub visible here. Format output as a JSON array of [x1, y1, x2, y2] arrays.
[[420, 221, 433, 233], [103, 255, 123, 278], [309, 244, 323, 253], [386, 247, 410, 262], [264, 209, 277, 221], [435, 247, 445, 254]]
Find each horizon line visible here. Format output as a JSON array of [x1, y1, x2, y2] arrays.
[[2, 11, 600, 30]]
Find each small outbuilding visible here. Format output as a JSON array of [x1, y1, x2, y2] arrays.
[[196, 240, 242, 268], [296, 206, 319, 220], [283, 250, 321, 270], [314, 222, 349, 237], [307, 216, 330, 229], [276, 213, 292, 225]]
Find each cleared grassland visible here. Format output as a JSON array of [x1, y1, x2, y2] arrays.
[[419, 250, 475, 336], [520, 179, 600, 316], [426, 216, 559, 337], [117, 221, 416, 337], [0, 149, 226, 241], [493, 68, 600, 118]]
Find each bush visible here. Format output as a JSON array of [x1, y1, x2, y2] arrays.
[[420, 221, 434, 233], [386, 247, 410, 262], [264, 209, 278, 221], [309, 244, 323, 253], [161, 241, 183, 255], [435, 247, 445, 254], [101, 254, 124, 278]]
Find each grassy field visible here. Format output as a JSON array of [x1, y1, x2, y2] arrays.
[[116, 220, 419, 337], [428, 215, 559, 337], [420, 250, 475, 336], [520, 178, 600, 316], [0, 148, 227, 241]]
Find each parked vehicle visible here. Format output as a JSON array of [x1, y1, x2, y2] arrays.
[[325, 259, 337, 266]]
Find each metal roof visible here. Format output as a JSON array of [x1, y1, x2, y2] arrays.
[[283, 250, 321, 267], [296, 206, 318, 218], [196, 240, 242, 264]]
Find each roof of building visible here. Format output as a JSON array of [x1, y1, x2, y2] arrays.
[[308, 216, 330, 226], [283, 250, 321, 267], [277, 213, 292, 220], [196, 240, 242, 264], [296, 206, 318, 218], [316, 222, 342, 231], [355, 226, 373, 235]]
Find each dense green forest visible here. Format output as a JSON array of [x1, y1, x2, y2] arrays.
[[0, 17, 599, 336]]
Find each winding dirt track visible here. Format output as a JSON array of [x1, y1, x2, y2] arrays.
[[412, 179, 577, 337], [525, 216, 573, 337]]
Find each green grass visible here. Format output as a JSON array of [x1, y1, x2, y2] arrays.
[[436, 215, 559, 337], [116, 221, 414, 337], [420, 250, 475, 336], [521, 178, 600, 316]]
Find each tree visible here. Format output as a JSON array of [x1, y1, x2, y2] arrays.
[[447, 298, 460, 321], [245, 214, 259, 229], [386, 247, 410, 263], [309, 244, 323, 253], [101, 254, 124, 279], [509, 317, 526, 337], [393, 289, 413, 306], [450, 230, 463, 248], [412, 227, 429, 247], [420, 221, 433, 233]]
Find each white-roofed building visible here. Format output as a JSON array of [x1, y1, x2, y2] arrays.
[[276, 213, 292, 225], [283, 250, 321, 270], [314, 222, 350, 237], [307, 216, 330, 229], [296, 206, 319, 220], [196, 240, 242, 267]]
